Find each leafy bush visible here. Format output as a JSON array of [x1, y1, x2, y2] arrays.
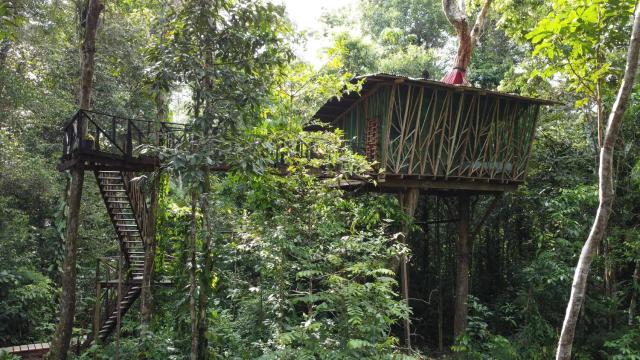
[[452, 296, 518, 360], [603, 324, 640, 360], [0, 268, 55, 346]]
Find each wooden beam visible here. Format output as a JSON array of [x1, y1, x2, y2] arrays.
[[378, 178, 518, 193]]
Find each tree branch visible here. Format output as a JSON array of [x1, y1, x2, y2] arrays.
[[442, 0, 468, 33], [470, 0, 493, 46], [556, 3, 640, 359]]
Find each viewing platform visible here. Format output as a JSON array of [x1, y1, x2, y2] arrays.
[[58, 110, 185, 172]]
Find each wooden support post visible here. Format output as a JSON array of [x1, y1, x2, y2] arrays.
[[115, 253, 122, 360], [398, 188, 419, 350], [454, 194, 471, 339], [93, 260, 101, 347]]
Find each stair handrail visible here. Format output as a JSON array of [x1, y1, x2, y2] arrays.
[[121, 172, 151, 251]]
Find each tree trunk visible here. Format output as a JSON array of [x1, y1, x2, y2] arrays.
[[0, 39, 10, 68], [78, 0, 102, 111], [603, 237, 614, 330], [441, 0, 493, 84], [629, 260, 640, 326], [140, 175, 159, 329], [197, 169, 213, 360], [556, 6, 640, 359], [48, 0, 102, 358], [398, 188, 419, 350], [454, 31, 472, 71], [453, 194, 470, 339], [140, 86, 167, 331], [47, 170, 84, 360], [189, 191, 199, 360]]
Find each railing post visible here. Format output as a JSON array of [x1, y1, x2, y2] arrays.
[[126, 120, 132, 158], [63, 128, 69, 157], [95, 127, 101, 151], [111, 116, 116, 146]]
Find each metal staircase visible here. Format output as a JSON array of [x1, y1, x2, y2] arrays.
[[94, 170, 150, 342]]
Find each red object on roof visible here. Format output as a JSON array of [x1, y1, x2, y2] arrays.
[[441, 67, 467, 85]]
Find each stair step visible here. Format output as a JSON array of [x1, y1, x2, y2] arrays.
[[108, 201, 130, 204], [99, 175, 122, 179]]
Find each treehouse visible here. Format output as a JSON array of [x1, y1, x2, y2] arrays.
[[315, 74, 555, 193]]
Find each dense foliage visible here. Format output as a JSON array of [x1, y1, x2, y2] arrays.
[[1, 0, 640, 358]]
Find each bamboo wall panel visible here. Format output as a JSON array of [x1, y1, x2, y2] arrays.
[[334, 84, 541, 184]]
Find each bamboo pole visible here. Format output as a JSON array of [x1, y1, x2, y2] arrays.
[[408, 88, 428, 174], [381, 84, 397, 172]]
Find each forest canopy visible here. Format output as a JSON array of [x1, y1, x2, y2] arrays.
[[1, 0, 640, 359]]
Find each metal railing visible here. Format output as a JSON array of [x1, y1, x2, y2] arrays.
[[62, 109, 186, 159]]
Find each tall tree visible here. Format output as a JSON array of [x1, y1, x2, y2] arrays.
[[47, 0, 103, 358], [453, 195, 471, 338], [556, 4, 640, 359], [441, 0, 493, 84]]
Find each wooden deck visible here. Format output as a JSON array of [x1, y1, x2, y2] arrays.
[[58, 149, 159, 172], [1, 343, 49, 359]]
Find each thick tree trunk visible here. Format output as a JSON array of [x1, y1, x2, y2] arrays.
[[48, 170, 84, 360], [454, 30, 472, 71], [441, 0, 492, 85], [48, 0, 102, 358], [140, 175, 159, 329], [78, 0, 102, 111], [140, 87, 167, 331], [197, 172, 213, 360], [189, 191, 199, 360], [398, 188, 419, 350], [556, 6, 640, 359], [453, 194, 470, 339]]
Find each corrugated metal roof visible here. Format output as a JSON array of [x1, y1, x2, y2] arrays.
[[314, 73, 559, 122]]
